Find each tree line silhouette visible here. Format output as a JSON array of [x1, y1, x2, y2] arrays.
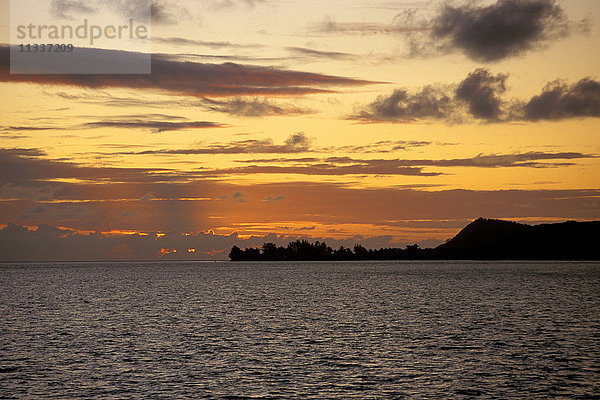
[[229, 240, 433, 261]]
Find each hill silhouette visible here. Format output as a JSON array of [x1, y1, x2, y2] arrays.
[[436, 218, 600, 260], [229, 218, 600, 261]]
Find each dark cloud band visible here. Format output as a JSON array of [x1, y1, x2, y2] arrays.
[[351, 69, 600, 124], [0, 47, 377, 97]]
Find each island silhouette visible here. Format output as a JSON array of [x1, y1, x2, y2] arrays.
[[229, 218, 600, 261]]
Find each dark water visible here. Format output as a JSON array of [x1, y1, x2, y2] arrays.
[[1, 261, 599, 399]]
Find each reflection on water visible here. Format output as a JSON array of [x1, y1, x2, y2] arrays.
[[1, 261, 599, 398]]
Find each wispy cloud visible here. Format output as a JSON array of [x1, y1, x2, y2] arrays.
[[206, 0, 269, 11], [50, 0, 96, 19], [319, 140, 433, 153], [46, 92, 314, 117], [200, 98, 314, 117], [126, 132, 312, 155], [153, 37, 264, 49], [312, 16, 427, 35], [264, 195, 286, 203], [286, 47, 359, 61]]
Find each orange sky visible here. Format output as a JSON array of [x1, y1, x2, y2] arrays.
[[0, 0, 599, 260]]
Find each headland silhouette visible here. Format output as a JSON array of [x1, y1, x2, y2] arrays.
[[229, 218, 600, 261]]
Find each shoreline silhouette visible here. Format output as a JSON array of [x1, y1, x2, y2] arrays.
[[229, 218, 600, 261]]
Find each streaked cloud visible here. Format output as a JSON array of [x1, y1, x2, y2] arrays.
[[82, 119, 225, 133], [264, 195, 286, 203], [199, 163, 440, 177], [230, 152, 595, 174], [2, 114, 226, 133], [0, 148, 175, 186], [319, 140, 434, 153], [312, 16, 427, 35], [0, 47, 377, 97], [46, 92, 314, 117], [286, 47, 359, 61], [126, 132, 312, 155], [208, 0, 269, 11], [153, 37, 263, 49]]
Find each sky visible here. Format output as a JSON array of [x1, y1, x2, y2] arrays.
[[0, 0, 599, 260]]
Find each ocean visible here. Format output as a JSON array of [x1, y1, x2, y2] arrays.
[[1, 261, 599, 398]]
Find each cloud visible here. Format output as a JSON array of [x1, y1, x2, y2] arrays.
[[351, 84, 456, 123], [0, 148, 598, 260], [0, 47, 376, 97], [51, 0, 158, 21], [455, 69, 508, 120], [312, 16, 427, 35], [2, 147, 593, 197], [201, 162, 440, 177], [82, 119, 225, 133], [0, 148, 176, 186], [208, 0, 268, 11], [244, 140, 434, 155], [153, 37, 263, 49], [519, 78, 600, 121], [200, 98, 313, 117], [402, 152, 595, 168], [45, 92, 313, 117], [286, 47, 358, 61], [0, 222, 398, 261], [232, 151, 594, 172], [352, 69, 600, 123], [284, 132, 311, 150], [313, 1, 583, 61], [150, 1, 179, 24], [139, 192, 156, 201], [128, 132, 312, 155], [19, 204, 46, 220], [418, 0, 576, 61], [232, 191, 246, 203], [20, 203, 91, 221], [1, 126, 56, 132], [264, 195, 286, 203], [2, 114, 225, 134], [50, 0, 97, 19]]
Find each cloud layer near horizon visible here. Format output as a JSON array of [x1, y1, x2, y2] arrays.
[[1, 145, 598, 261]]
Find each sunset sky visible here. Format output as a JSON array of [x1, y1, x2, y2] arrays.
[[0, 0, 599, 260]]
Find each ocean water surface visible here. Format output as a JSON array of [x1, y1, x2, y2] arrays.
[[1, 261, 599, 398]]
